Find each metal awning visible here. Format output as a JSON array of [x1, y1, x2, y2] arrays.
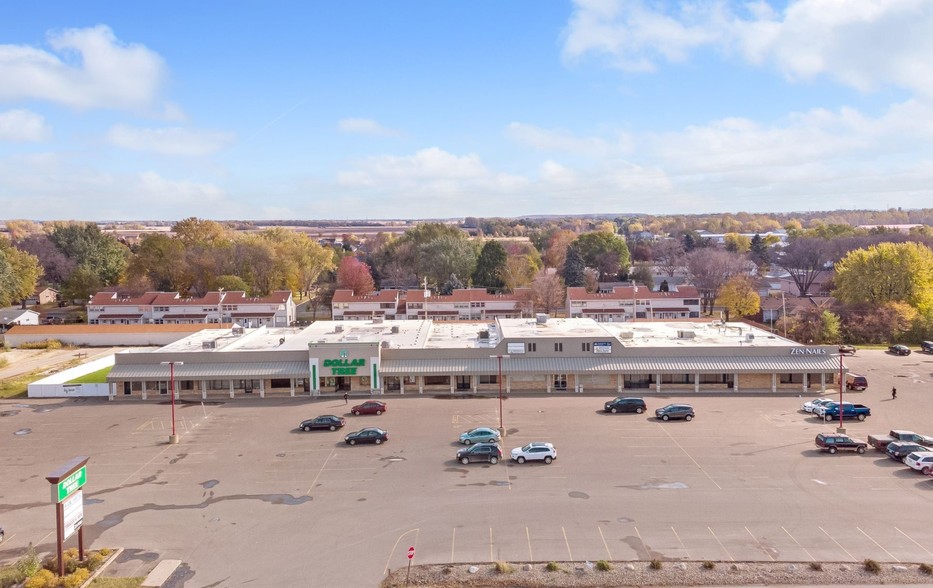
[[379, 355, 842, 375], [107, 361, 309, 381]]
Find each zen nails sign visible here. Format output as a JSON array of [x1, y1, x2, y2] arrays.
[[789, 348, 827, 355]]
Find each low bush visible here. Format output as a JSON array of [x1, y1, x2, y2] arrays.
[[87, 552, 105, 571], [919, 563, 932, 575], [809, 562, 823, 571], [545, 561, 561, 572], [24, 569, 57, 588], [595, 560, 612, 571], [98, 548, 113, 557], [18, 340, 63, 350], [0, 566, 27, 588], [702, 561, 716, 570], [649, 559, 662, 570], [863, 559, 880, 574], [494, 561, 514, 574], [63, 568, 90, 588], [16, 545, 42, 578], [0, 357, 8, 369]]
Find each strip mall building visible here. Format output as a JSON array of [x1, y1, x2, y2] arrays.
[[105, 317, 845, 400]]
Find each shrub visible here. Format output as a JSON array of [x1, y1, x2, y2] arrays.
[[19, 340, 63, 350], [16, 545, 43, 578], [545, 562, 561, 572], [442, 566, 453, 575], [62, 568, 90, 588], [863, 559, 880, 574], [919, 563, 932, 575], [809, 562, 823, 571], [86, 552, 105, 571], [98, 548, 113, 557], [0, 566, 28, 588], [595, 560, 612, 571], [649, 559, 662, 570], [23, 569, 57, 588], [494, 561, 514, 574], [702, 561, 716, 570], [0, 357, 8, 368]]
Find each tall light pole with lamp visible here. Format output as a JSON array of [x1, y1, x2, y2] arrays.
[[490, 354, 510, 438], [161, 361, 184, 444]]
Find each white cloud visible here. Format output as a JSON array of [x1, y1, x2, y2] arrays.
[[563, 0, 933, 96], [0, 109, 51, 142], [0, 25, 170, 112], [106, 125, 235, 156], [337, 118, 399, 137], [506, 122, 631, 156]]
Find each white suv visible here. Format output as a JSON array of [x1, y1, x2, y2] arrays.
[[904, 451, 933, 475], [510, 442, 557, 464], [803, 398, 833, 413]]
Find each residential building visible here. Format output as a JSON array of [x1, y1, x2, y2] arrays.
[[332, 288, 532, 321], [25, 287, 59, 306], [87, 291, 295, 327], [1, 308, 40, 331], [566, 285, 701, 321]]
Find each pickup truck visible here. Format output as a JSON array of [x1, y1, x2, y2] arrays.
[[821, 402, 871, 421], [868, 430, 933, 450]]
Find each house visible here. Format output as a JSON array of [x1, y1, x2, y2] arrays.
[[25, 287, 59, 306], [760, 295, 837, 324], [86, 291, 296, 327], [566, 285, 701, 321], [1, 308, 40, 331], [331, 288, 533, 321]]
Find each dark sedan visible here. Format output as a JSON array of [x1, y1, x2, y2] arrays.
[[604, 396, 646, 414], [351, 401, 387, 416], [888, 344, 911, 356], [345, 427, 388, 445], [887, 441, 931, 462], [299, 415, 346, 432], [655, 404, 695, 421]]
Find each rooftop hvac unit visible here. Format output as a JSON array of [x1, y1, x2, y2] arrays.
[[478, 330, 490, 339], [536, 313, 549, 324], [202, 340, 216, 349], [232, 326, 245, 336], [335, 325, 344, 333], [381, 341, 390, 349], [619, 331, 634, 340], [677, 330, 696, 339], [391, 325, 400, 334], [746, 333, 755, 341], [373, 317, 384, 324]]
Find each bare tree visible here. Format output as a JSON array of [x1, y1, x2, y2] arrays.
[[771, 237, 833, 297], [685, 249, 750, 314], [653, 239, 685, 277], [530, 271, 565, 315]]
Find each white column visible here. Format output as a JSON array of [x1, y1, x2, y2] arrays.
[[656, 374, 662, 393], [771, 373, 777, 393], [506, 375, 511, 394], [546, 375, 552, 393], [109, 382, 116, 401], [616, 375, 623, 393], [229, 380, 234, 399], [142, 381, 148, 401], [450, 378, 454, 395], [733, 372, 739, 392], [260, 379, 265, 398], [419, 376, 424, 394], [400, 378, 405, 395], [802, 374, 808, 393], [820, 373, 826, 393], [173, 379, 179, 400], [202, 380, 207, 400], [290, 378, 295, 397], [694, 374, 700, 393], [472, 376, 477, 393]]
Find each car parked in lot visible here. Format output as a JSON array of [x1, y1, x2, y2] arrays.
[[868, 430, 933, 451], [459, 427, 501, 445], [351, 400, 386, 416], [655, 404, 694, 421], [921, 341, 933, 354], [510, 442, 557, 464], [815, 433, 867, 454], [604, 396, 647, 414], [886, 442, 931, 462], [344, 427, 388, 445], [821, 402, 871, 422], [456, 442, 502, 464], [299, 415, 346, 431], [845, 374, 868, 391], [802, 398, 834, 413], [815, 401, 852, 418], [888, 344, 911, 356], [838, 344, 857, 355], [904, 451, 933, 475]]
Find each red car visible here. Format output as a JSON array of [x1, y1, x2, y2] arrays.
[[351, 400, 386, 416]]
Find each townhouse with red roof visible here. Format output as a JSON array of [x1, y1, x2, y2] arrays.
[[566, 285, 701, 321], [332, 288, 532, 321], [87, 290, 295, 327]]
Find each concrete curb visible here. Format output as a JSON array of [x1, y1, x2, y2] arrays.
[[79, 547, 123, 588]]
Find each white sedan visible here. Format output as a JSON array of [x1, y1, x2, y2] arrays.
[[802, 398, 833, 413], [510, 442, 557, 464]]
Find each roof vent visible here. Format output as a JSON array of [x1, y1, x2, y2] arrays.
[[202, 340, 216, 349], [381, 341, 390, 349], [746, 333, 755, 341], [619, 331, 634, 340], [536, 313, 549, 324], [391, 325, 400, 334], [677, 330, 696, 339], [232, 326, 245, 336], [335, 325, 344, 333]]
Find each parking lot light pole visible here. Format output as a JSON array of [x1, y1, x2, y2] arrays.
[[491, 354, 509, 438], [837, 351, 845, 434], [161, 361, 183, 444]]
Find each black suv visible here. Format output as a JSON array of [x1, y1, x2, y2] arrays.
[[604, 396, 647, 414], [655, 404, 695, 421], [886, 441, 931, 462], [456, 443, 502, 465], [815, 433, 867, 454]]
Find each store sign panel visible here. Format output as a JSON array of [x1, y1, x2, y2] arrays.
[[593, 342, 612, 354], [506, 343, 525, 354], [789, 348, 826, 355], [62, 490, 83, 540], [322, 358, 366, 375]]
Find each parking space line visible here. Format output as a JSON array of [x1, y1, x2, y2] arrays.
[[819, 526, 856, 561], [305, 448, 336, 495], [746, 526, 775, 561], [782, 527, 814, 561], [526, 527, 534, 561], [634, 526, 649, 558], [895, 527, 933, 557], [383, 528, 419, 575], [708, 527, 734, 561], [671, 526, 690, 560], [857, 527, 899, 562], [450, 528, 456, 563], [562, 527, 574, 562], [598, 526, 613, 560], [656, 424, 722, 490]]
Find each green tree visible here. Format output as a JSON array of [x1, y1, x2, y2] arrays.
[[417, 236, 477, 288], [561, 245, 586, 288], [834, 242, 933, 314], [573, 231, 631, 279], [630, 262, 654, 290], [820, 310, 842, 343], [472, 240, 507, 289], [213, 275, 250, 293], [0, 241, 43, 306], [749, 234, 770, 271], [715, 276, 760, 321], [126, 233, 188, 292], [723, 233, 751, 253], [48, 223, 128, 286], [61, 266, 103, 304], [500, 254, 538, 292]]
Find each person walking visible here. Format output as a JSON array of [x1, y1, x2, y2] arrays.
[[891, 386, 897, 400], [343, 391, 349, 404]]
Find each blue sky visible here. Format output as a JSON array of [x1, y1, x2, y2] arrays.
[[2, 1, 932, 221]]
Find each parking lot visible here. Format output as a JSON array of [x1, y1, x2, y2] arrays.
[[1, 349, 932, 587]]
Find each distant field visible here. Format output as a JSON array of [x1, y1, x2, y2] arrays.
[[67, 366, 113, 384]]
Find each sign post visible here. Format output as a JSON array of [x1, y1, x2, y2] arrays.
[[46, 457, 89, 576], [406, 546, 415, 585]]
